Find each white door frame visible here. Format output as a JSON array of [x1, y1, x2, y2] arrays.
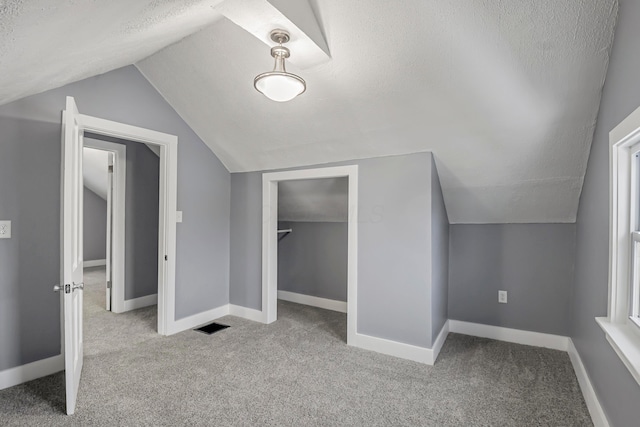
[[64, 105, 178, 336], [261, 165, 358, 345], [105, 151, 114, 312], [82, 140, 126, 313]]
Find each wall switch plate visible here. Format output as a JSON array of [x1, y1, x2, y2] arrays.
[[176, 211, 183, 223], [498, 290, 508, 304], [0, 221, 11, 238]]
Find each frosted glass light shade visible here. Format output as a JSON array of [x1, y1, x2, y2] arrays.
[[254, 72, 306, 102]]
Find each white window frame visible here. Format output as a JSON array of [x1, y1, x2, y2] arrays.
[[631, 231, 640, 329], [597, 105, 640, 386]]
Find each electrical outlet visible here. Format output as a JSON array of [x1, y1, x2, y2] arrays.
[[0, 220, 11, 239], [498, 290, 508, 304]]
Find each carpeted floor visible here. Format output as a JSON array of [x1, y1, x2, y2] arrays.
[[0, 267, 592, 426]]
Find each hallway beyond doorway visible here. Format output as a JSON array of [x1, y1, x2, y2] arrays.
[[83, 267, 156, 357]]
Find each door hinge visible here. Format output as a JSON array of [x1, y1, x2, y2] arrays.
[[65, 284, 71, 294], [107, 280, 112, 289], [108, 165, 114, 173], [164, 255, 168, 261]]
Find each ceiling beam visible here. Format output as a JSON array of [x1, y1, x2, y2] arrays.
[[215, 0, 330, 69]]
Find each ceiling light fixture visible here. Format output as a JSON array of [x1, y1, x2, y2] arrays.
[[254, 29, 306, 102]]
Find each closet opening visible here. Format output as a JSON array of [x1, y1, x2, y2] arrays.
[[276, 177, 349, 338], [261, 166, 358, 345]]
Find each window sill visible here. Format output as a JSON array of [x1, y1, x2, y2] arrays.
[[596, 317, 640, 386]]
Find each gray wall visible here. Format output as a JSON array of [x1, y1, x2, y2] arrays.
[[0, 117, 61, 370], [277, 221, 348, 302], [571, 0, 640, 425], [448, 224, 575, 336], [83, 187, 107, 262], [229, 172, 263, 309], [121, 140, 159, 301], [230, 152, 435, 348], [430, 158, 449, 345], [0, 65, 230, 371]]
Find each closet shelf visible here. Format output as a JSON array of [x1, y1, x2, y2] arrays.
[[277, 228, 292, 241]]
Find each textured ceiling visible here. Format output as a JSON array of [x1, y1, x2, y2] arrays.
[[138, 0, 618, 223], [0, 0, 223, 105], [0, 0, 618, 223]]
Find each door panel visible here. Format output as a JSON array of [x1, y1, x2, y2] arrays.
[[62, 96, 84, 415]]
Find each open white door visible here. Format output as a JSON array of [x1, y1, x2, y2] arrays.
[[60, 96, 85, 415]]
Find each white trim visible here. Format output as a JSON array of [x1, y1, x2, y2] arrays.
[[75, 111, 178, 336], [167, 305, 230, 335], [430, 320, 450, 365], [350, 333, 436, 365], [0, 355, 64, 391], [122, 294, 158, 312], [351, 322, 449, 366], [610, 106, 640, 147], [83, 259, 106, 268], [277, 290, 347, 313], [448, 320, 569, 351], [229, 304, 264, 322], [567, 339, 611, 427], [261, 165, 358, 347], [596, 317, 640, 385]]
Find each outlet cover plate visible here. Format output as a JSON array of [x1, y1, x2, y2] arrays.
[[0, 221, 11, 238], [498, 290, 508, 304]]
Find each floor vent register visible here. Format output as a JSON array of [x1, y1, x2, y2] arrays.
[[194, 322, 230, 335]]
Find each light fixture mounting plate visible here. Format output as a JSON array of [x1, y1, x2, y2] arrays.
[[270, 29, 290, 44]]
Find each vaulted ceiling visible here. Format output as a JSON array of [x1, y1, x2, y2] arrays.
[[0, 0, 618, 223]]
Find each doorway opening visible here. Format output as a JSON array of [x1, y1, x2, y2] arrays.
[[261, 165, 358, 345], [61, 101, 179, 337], [83, 135, 161, 316]]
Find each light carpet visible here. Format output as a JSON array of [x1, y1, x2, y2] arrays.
[[0, 267, 592, 426]]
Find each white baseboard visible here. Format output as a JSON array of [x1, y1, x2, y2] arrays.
[[168, 304, 230, 335], [430, 320, 450, 364], [229, 304, 265, 323], [448, 320, 570, 351], [350, 321, 450, 366], [277, 290, 347, 313], [122, 294, 157, 312], [567, 339, 610, 427], [350, 333, 437, 365], [84, 259, 106, 268], [0, 355, 64, 391]]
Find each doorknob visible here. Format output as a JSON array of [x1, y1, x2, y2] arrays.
[[54, 283, 79, 293]]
